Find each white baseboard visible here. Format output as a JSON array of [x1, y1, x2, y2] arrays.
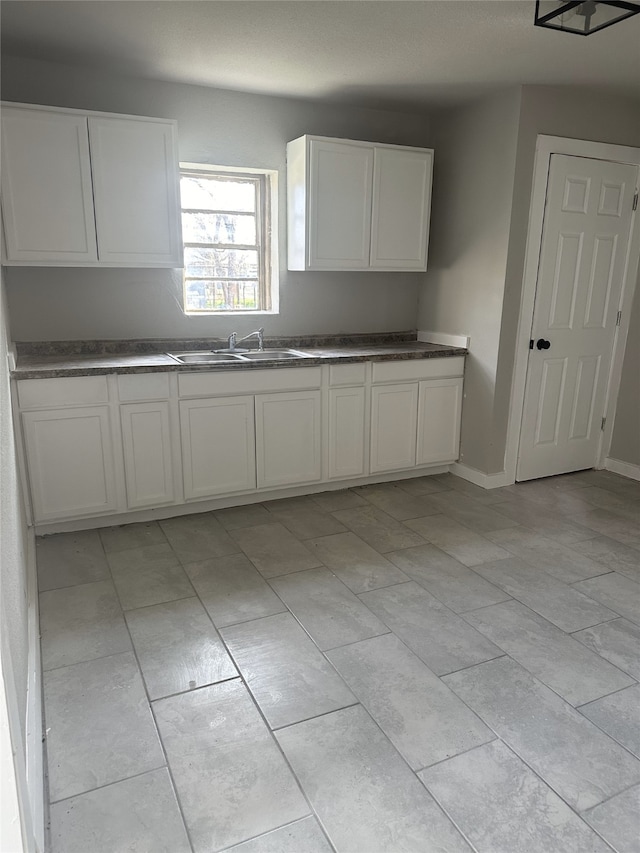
[[417, 330, 470, 349], [604, 457, 640, 482], [450, 461, 514, 489]]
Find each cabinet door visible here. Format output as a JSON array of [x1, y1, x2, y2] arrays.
[[1, 108, 98, 263], [328, 386, 366, 479], [370, 383, 418, 473], [120, 402, 175, 509], [89, 117, 182, 266], [416, 378, 463, 465], [180, 397, 255, 500], [256, 391, 322, 488], [308, 139, 373, 269], [370, 146, 432, 270], [22, 407, 116, 522]]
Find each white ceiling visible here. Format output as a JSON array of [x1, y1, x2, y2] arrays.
[[2, 1, 639, 110]]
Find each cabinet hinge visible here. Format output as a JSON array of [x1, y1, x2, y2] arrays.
[[601, 416, 607, 431], [616, 310, 622, 326], [634, 191, 638, 212]]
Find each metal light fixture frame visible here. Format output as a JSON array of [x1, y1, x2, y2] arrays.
[[534, 0, 640, 34]]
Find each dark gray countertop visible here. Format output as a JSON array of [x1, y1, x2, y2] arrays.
[[12, 338, 467, 380]]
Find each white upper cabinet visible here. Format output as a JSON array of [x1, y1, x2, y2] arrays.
[[1, 103, 183, 267], [287, 135, 433, 271]]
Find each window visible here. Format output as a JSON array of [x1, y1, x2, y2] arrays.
[[180, 167, 273, 313]]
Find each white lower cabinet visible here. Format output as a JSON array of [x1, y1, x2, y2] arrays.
[[180, 396, 256, 500], [120, 402, 175, 509], [256, 390, 322, 488], [22, 406, 117, 521], [328, 386, 366, 479], [370, 383, 419, 473], [417, 378, 463, 466]]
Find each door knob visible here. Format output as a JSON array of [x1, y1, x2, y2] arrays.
[[536, 338, 551, 350]]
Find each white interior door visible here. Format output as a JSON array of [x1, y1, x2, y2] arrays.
[[518, 154, 638, 481]]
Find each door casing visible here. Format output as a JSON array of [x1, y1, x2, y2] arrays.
[[504, 135, 640, 484]]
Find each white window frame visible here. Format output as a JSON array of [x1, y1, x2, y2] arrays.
[[180, 162, 279, 315]]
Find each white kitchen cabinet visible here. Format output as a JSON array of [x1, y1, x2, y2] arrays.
[[256, 390, 322, 488], [120, 402, 175, 509], [22, 406, 117, 522], [1, 103, 182, 267], [287, 135, 433, 271], [370, 383, 419, 473], [0, 107, 98, 263], [417, 378, 463, 466], [180, 396, 256, 500], [328, 386, 366, 479]]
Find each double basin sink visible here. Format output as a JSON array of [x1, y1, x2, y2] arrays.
[[167, 348, 313, 364]]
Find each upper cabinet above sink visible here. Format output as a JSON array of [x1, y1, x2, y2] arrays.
[[287, 134, 433, 272], [0, 103, 183, 267]]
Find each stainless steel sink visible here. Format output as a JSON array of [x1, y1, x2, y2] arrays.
[[168, 352, 246, 364], [240, 349, 311, 360]]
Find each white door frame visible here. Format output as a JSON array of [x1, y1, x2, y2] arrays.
[[504, 134, 640, 484]]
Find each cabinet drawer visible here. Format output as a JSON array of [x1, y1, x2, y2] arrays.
[[178, 367, 322, 398], [329, 363, 367, 386], [117, 373, 170, 401], [372, 356, 464, 384], [18, 376, 109, 409]]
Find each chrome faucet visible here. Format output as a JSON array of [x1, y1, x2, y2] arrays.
[[227, 328, 264, 351]]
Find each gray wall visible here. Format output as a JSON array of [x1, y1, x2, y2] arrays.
[[1, 55, 434, 342], [417, 89, 522, 474]]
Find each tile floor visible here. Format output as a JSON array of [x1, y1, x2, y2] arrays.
[[37, 469, 640, 853]]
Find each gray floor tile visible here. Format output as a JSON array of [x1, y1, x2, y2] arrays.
[[578, 684, 640, 759], [583, 785, 640, 853], [486, 526, 609, 583], [573, 619, 640, 680], [49, 768, 190, 853], [569, 535, 640, 581], [270, 568, 388, 651], [485, 496, 597, 545], [420, 740, 611, 853], [154, 680, 308, 853], [45, 652, 165, 802], [472, 557, 617, 633], [184, 553, 286, 628], [577, 485, 640, 515], [215, 503, 272, 531], [353, 482, 441, 520], [160, 512, 241, 562], [40, 580, 131, 670], [331, 504, 427, 553], [574, 572, 640, 625], [224, 817, 333, 853], [222, 613, 355, 729], [230, 523, 322, 578], [36, 530, 109, 591], [98, 521, 167, 553], [327, 633, 493, 770], [573, 470, 640, 501], [443, 656, 640, 811], [309, 489, 368, 511], [126, 597, 237, 700], [264, 502, 348, 540], [566, 507, 640, 549], [386, 543, 511, 612], [428, 490, 520, 533], [464, 600, 634, 706], [394, 474, 450, 495], [307, 531, 409, 593], [276, 705, 472, 853], [405, 514, 511, 567], [107, 543, 195, 610], [359, 582, 503, 675]]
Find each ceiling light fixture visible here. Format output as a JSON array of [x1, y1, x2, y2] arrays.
[[534, 0, 640, 34]]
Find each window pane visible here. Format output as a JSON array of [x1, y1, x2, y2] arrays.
[[182, 212, 256, 245], [185, 279, 259, 312], [180, 176, 255, 212], [184, 247, 258, 279]]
